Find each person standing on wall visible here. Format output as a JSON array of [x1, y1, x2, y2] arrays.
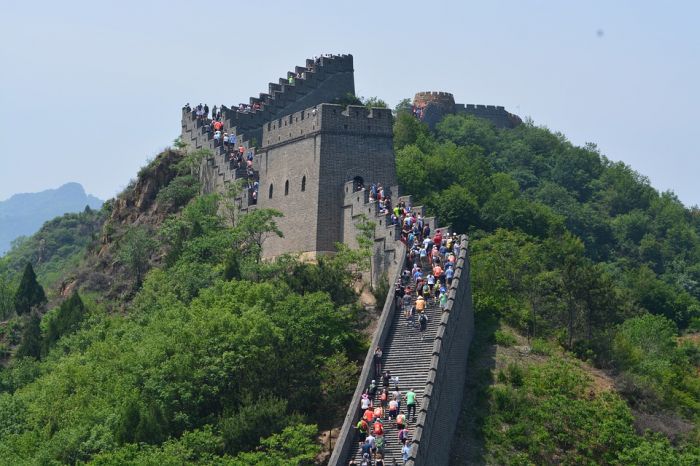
[[374, 347, 383, 378], [406, 388, 417, 422]]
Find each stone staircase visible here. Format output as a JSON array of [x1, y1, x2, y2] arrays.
[[180, 113, 258, 209], [347, 280, 443, 464]]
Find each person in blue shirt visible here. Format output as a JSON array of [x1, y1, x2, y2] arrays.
[[402, 439, 411, 464], [445, 266, 454, 286]]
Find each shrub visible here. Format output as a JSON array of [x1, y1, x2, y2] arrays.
[[156, 175, 200, 211], [494, 329, 517, 347], [530, 338, 553, 355]]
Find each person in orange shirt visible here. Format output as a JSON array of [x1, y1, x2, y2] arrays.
[[433, 263, 444, 285], [363, 408, 374, 424], [415, 295, 426, 314]]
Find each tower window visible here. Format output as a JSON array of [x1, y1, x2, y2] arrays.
[[301, 176, 306, 192], [285, 180, 289, 196], [269, 184, 273, 199]]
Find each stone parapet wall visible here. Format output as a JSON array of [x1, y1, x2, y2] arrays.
[[407, 235, 474, 465], [329, 241, 407, 465]]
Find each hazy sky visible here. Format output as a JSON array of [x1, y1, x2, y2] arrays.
[[1, 1, 698, 206]]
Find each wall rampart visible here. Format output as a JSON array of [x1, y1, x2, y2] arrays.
[[329, 242, 407, 464], [407, 235, 474, 465]]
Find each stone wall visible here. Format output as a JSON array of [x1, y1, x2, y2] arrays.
[[329, 242, 407, 465], [257, 104, 396, 260], [256, 134, 321, 259], [455, 103, 523, 128], [412, 91, 521, 129], [407, 235, 474, 466]]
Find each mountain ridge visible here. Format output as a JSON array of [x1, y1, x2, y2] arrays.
[[0, 182, 103, 255]]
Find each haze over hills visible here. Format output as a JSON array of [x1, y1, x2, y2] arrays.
[[0, 182, 102, 255]]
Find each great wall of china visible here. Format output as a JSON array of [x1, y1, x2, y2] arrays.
[[180, 54, 516, 464]]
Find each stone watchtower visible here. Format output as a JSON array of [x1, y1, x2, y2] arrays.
[[413, 91, 522, 129], [257, 104, 396, 259], [181, 55, 402, 271]]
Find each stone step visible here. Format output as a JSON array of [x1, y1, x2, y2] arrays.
[[347, 273, 446, 464]]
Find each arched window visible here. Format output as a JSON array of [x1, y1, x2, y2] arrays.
[[301, 176, 306, 192], [285, 180, 289, 196], [269, 184, 273, 199]]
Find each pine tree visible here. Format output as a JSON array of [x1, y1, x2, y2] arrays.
[[17, 312, 42, 359], [13, 263, 47, 315], [44, 291, 85, 354]]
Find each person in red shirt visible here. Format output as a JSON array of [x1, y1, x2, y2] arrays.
[[373, 419, 384, 436], [433, 229, 443, 247]]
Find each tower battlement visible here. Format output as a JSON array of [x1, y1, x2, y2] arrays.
[[413, 91, 520, 129], [262, 104, 393, 148]]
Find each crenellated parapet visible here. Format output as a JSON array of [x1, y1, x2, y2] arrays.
[[261, 104, 393, 149], [413, 91, 521, 129]]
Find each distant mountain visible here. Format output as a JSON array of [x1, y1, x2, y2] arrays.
[[0, 183, 103, 255]]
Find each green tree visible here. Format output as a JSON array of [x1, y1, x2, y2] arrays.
[[361, 96, 388, 109], [393, 112, 430, 150], [394, 97, 413, 115], [320, 352, 358, 421], [0, 272, 15, 319], [117, 226, 157, 287], [232, 209, 283, 263], [230, 424, 320, 466], [43, 291, 86, 354], [219, 396, 295, 455], [16, 312, 42, 359], [13, 263, 46, 315]]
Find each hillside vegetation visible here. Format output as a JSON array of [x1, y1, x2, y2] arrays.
[[0, 108, 696, 464], [392, 111, 700, 463]]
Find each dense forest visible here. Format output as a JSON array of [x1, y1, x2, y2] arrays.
[[0, 105, 697, 464], [392, 110, 700, 463]]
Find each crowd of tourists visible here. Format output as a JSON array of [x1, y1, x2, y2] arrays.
[[183, 103, 259, 203], [350, 198, 461, 465]]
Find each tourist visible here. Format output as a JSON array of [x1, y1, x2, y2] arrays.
[[372, 418, 384, 436], [402, 439, 411, 464], [392, 386, 401, 412], [375, 436, 385, 461], [388, 398, 398, 420], [415, 295, 425, 315], [361, 391, 371, 410], [406, 388, 417, 422], [382, 370, 391, 390], [374, 347, 382, 378], [357, 418, 369, 444], [418, 313, 428, 340], [373, 405, 383, 421], [396, 413, 406, 432]]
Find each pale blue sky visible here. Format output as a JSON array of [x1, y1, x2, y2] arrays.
[[1, 1, 698, 206]]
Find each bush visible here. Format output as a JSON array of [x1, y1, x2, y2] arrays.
[[530, 338, 554, 355], [156, 175, 200, 211], [494, 329, 517, 347]]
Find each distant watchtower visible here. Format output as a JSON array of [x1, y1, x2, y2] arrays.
[[413, 91, 521, 129]]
